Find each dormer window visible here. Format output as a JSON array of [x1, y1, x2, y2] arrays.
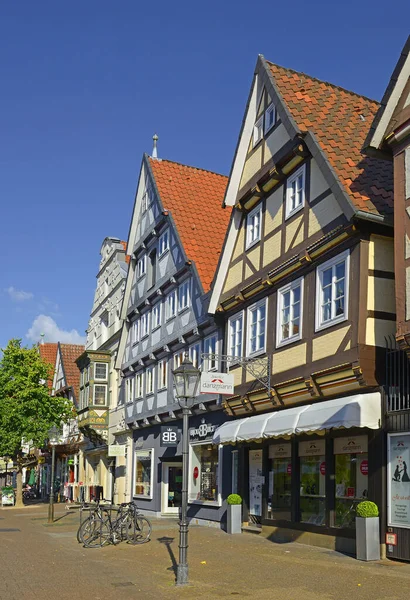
[[253, 116, 264, 147], [264, 103, 276, 134]]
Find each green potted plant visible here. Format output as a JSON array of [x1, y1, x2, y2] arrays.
[[355, 501, 380, 561], [226, 494, 242, 534]]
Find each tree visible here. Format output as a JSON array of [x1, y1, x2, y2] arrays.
[[0, 339, 72, 507]]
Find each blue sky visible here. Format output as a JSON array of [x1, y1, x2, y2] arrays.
[[0, 1, 409, 349]]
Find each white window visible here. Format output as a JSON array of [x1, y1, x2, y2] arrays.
[[84, 366, 89, 384], [277, 278, 303, 346], [159, 229, 169, 257], [94, 384, 107, 406], [253, 115, 263, 147], [79, 388, 84, 410], [246, 205, 262, 249], [264, 103, 276, 134], [286, 164, 306, 218], [152, 302, 161, 330], [228, 312, 244, 358], [203, 335, 218, 371], [134, 449, 154, 499], [132, 319, 140, 345], [141, 191, 148, 213], [158, 358, 168, 390], [84, 385, 89, 408], [126, 377, 135, 403], [247, 299, 267, 356], [166, 289, 177, 320], [94, 362, 108, 381], [140, 311, 150, 338], [136, 372, 144, 398], [316, 250, 349, 331], [137, 254, 146, 278], [189, 443, 221, 505], [146, 366, 154, 395], [189, 343, 201, 369], [178, 279, 190, 312], [173, 351, 185, 370]]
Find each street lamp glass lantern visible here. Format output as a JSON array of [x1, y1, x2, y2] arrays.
[[172, 354, 201, 409], [48, 425, 59, 446]]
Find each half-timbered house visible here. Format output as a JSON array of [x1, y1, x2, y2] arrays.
[[209, 56, 394, 552]]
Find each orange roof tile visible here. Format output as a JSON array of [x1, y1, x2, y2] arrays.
[[39, 343, 58, 390], [268, 62, 393, 215], [148, 158, 230, 291], [120, 240, 131, 264], [59, 344, 84, 402]]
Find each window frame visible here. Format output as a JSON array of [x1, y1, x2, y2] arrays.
[[203, 334, 218, 371], [166, 289, 177, 320], [133, 448, 154, 500], [188, 442, 222, 507], [253, 115, 263, 147], [189, 342, 202, 369], [276, 277, 304, 347], [178, 279, 190, 313], [285, 164, 306, 219], [152, 301, 162, 330], [140, 311, 150, 339], [228, 311, 244, 360], [136, 372, 144, 398], [146, 365, 154, 396], [158, 229, 169, 258], [264, 103, 276, 134], [125, 376, 135, 404], [94, 362, 108, 381], [157, 358, 168, 390], [315, 250, 349, 332], [93, 384, 108, 406], [137, 254, 147, 279], [246, 205, 262, 250], [132, 319, 140, 345], [246, 298, 267, 357]]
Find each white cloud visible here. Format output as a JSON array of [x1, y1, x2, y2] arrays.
[[26, 315, 85, 345], [6, 286, 34, 302]]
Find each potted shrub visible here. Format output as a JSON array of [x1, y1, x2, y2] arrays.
[[226, 494, 242, 534], [355, 501, 380, 561]]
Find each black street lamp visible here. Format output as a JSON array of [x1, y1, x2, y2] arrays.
[[172, 354, 201, 586], [48, 425, 60, 524]]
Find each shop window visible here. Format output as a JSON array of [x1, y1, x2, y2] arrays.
[[267, 443, 292, 520], [334, 435, 368, 529], [134, 449, 154, 499], [189, 444, 220, 503], [299, 440, 326, 526]]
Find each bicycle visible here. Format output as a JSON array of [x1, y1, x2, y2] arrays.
[[76, 497, 111, 545], [82, 501, 152, 548]]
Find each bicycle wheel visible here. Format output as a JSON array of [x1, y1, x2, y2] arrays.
[[83, 518, 111, 548], [126, 516, 152, 545], [77, 516, 97, 544]]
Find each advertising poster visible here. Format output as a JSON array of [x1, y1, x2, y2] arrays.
[[388, 433, 410, 528], [249, 450, 263, 517]]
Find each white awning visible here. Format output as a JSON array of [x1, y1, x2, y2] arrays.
[[212, 392, 381, 445]]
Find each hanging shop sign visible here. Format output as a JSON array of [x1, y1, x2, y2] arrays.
[[334, 435, 368, 455], [108, 445, 126, 457], [388, 433, 410, 529], [160, 426, 179, 447], [298, 439, 325, 457], [200, 372, 234, 396], [189, 419, 216, 441], [269, 443, 291, 459]]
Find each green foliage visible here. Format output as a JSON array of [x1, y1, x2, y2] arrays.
[[356, 501, 379, 518], [0, 339, 72, 459], [227, 494, 242, 505]]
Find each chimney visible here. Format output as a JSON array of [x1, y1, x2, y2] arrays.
[[152, 133, 159, 159], [40, 332, 45, 345]]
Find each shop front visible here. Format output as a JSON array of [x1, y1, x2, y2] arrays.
[[213, 392, 383, 553], [131, 411, 232, 527]]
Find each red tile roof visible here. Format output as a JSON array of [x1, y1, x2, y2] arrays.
[[149, 158, 230, 291], [59, 344, 84, 401], [268, 62, 393, 215], [120, 240, 131, 264], [39, 343, 58, 390]]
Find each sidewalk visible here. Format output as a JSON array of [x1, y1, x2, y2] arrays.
[[1, 504, 410, 599]]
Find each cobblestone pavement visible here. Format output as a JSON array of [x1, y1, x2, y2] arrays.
[[2, 504, 410, 600]]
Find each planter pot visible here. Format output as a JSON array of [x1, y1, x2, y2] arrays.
[[356, 516, 380, 561], [227, 504, 242, 534]]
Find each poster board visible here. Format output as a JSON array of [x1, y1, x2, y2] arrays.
[[388, 433, 410, 529]]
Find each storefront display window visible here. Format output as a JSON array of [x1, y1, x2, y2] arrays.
[[268, 443, 292, 520], [299, 440, 325, 525], [334, 435, 368, 529], [134, 449, 153, 498], [189, 444, 219, 503]]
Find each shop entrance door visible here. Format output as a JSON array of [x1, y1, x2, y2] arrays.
[[162, 463, 183, 515], [249, 450, 263, 525]]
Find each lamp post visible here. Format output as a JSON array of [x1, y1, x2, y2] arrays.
[[172, 354, 201, 586], [48, 425, 59, 524]]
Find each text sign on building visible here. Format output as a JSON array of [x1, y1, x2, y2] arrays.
[[334, 435, 368, 455], [189, 419, 216, 441], [200, 372, 234, 396], [108, 445, 126, 457], [269, 443, 292, 459], [298, 439, 326, 457], [388, 433, 410, 529], [160, 426, 179, 447]]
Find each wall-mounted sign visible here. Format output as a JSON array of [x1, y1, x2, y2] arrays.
[[299, 439, 325, 457], [360, 459, 368, 475], [386, 532, 397, 546], [108, 445, 126, 457], [388, 433, 410, 529], [189, 419, 216, 441], [200, 372, 234, 396], [160, 426, 179, 447], [269, 443, 291, 459], [334, 435, 368, 455]]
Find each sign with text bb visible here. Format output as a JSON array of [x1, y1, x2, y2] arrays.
[[200, 372, 234, 396], [160, 426, 179, 447]]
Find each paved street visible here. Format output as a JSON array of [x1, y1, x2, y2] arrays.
[[2, 504, 410, 600]]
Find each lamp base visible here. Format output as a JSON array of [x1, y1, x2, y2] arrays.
[[176, 563, 189, 586]]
